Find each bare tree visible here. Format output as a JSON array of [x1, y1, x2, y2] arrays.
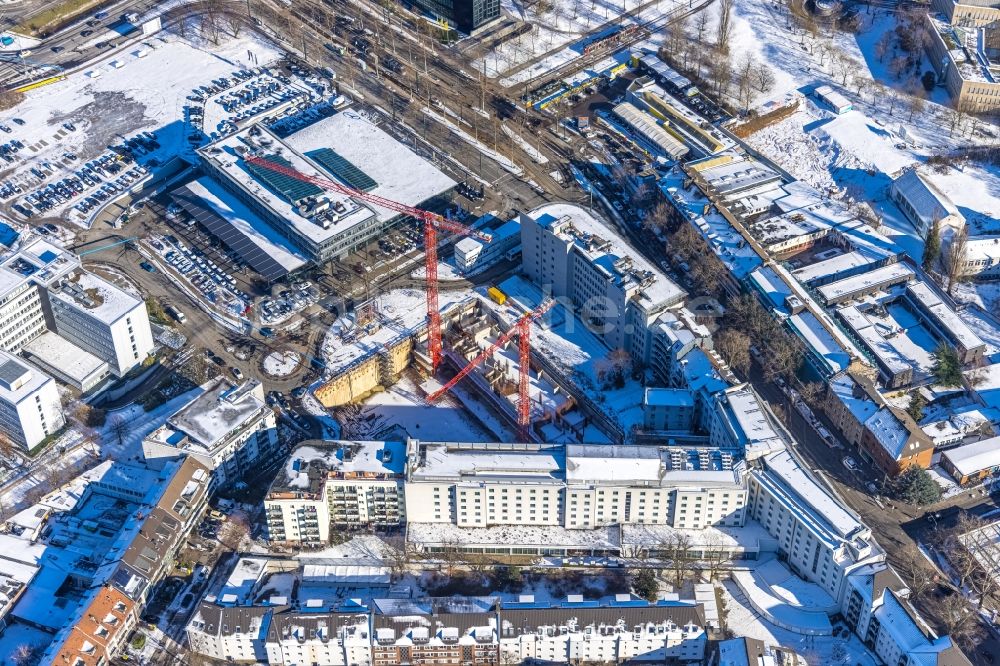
[[874, 31, 893, 63], [702, 532, 733, 581], [109, 414, 131, 449], [694, 11, 710, 47], [753, 62, 776, 94], [714, 329, 751, 375], [935, 593, 984, 648], [225, 13, 244, 37], [736, 52, 756, 111], [643, 201, 674, 235], [716, 0, 736, 52], [943, 226, 971, 296], [218, 513, 251, 551], [11, 644, 40, 666], [658, 532, 694, 589]]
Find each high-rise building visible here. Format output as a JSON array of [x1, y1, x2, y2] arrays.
[[0, 350, 64, 450], [411, 0, 501, 34]]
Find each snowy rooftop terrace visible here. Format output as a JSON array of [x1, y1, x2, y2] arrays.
[[529, 202, 685, 310], [816, 263, 915, 305], [270, 440, 407, 496], [790, 250, 881, 286], [410, 442, 565, 483], [836, 304, 923, 378], [22, 331, 108, 387]]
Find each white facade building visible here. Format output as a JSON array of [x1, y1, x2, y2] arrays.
[[889, 169, 965, 237], [454, 217, 521, 273], [47, 269, 154, 377], [497, 604, 706, 664], [643, 387, 696, 431], [265, 612, 372, 666], [186, 604, 273, 663], [264, 440, 407, 545], [520, 203, 685, 365], [143, 378, 278, 491], [0, 350, 65, 450]]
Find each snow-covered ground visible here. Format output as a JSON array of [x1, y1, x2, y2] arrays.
[[262, 350, 301, 377], [721, 580, 877, 665]]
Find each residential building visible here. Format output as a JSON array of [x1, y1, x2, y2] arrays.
[[520, 203, 685, 366], [266, 611, 372, 666], [409, 0, 501, 34], [889, 169, 965, 237], [824, 373, 880, 449], [45, 584, 137, 666], [859, 407, 934, 478], [46, 268, 154, 377], [454, 217, 520, 273], [959, 235, 1000, 279], [642, 387, 695, 431], [373, 610, 497, 666], [0, 350, 65, 450], [708, 384, 784, 457], [746, 449, 883, 603], [186, 604, 277, 663], [143, 378, 278, 491], [497, 602, 706, 664], [264, 440, 407, 545], [940, 435, 1000, 485]]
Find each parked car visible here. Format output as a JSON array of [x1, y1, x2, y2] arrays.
[[842, 456, 858, 471]]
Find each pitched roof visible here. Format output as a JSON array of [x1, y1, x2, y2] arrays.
[[49, 585, 134, 666]]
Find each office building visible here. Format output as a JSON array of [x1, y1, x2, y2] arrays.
[[410, 0, 501, 34], [0, 350, 64, 450]]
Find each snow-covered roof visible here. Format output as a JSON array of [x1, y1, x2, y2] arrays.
[[22, 331, 108, 386], [528, 202, 686, 311], [872, 590, 932, 655], [942, 435, 1000, 477], [621, 521, 768, 551], [284, 110, 456, 220], [864, 408, 910, 459], [749, 266, 794, 313], [49, 269, 143, 325], [791, 250, 880, 286], [270, 440, 406, 496], [163, 377, 266, 452], [0, 350, 53, 405], [643, 387, 695, 408], [411, 442, 564, 482], [969, 363, 1000, 410], [714, 385, 784, 454], [816, 263, 914, 304], [406, 522, 620, 549], [836, 305, 916, 377], [612, 101, 689, 159], [904, 281, 985, 352], [827, 374, 879, 425], [0, 237, 80, 292], [564, 444, 741, 486], [787, 311, 854, 375], [891, 168, 962, 226], [754, 449, 866, 547]]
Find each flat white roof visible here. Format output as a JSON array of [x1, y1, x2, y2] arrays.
[[166, 378, 265, 452], [905, 281, 985, 351], [529, 202, 685, 309], [787, 311, 853, 375], [412, 442, 565, 482], [943, 435, 1000, 477], [22, 331, 108, 384], [644, 387, 695, 408], [0, 350, 52, 405], [49, 270, 143, 325], [791, 251, 878, 285], [284, 110, 456, 221], [816, 263, 914, 304]]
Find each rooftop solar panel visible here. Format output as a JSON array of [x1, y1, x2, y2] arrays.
[[244, 154, 323, 203], [170, 186, 294, 283], [306, 148, 378, 192]]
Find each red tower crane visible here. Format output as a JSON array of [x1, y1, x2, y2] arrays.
[[243, 155, 491, 370], [426, 300, 555, 440]]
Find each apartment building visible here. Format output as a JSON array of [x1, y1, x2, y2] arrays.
[[454, 217, 521, 273], [497, 603, 706, 664], [746, 449, 882, 604], [859, 407, 934, 477], [45, 583, 138, 666], [143, 378, 278, 491], [404, 440, 747, 532], [264, 440, 407, 545], [373, 611, 498, 666], [187, 604, 278, 663], [708, 384, 785, 457], [46, 268, 154, 377], [0, 350, 65, 450], [266, 611, 372, 666], [520, 203, 685, 365]]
